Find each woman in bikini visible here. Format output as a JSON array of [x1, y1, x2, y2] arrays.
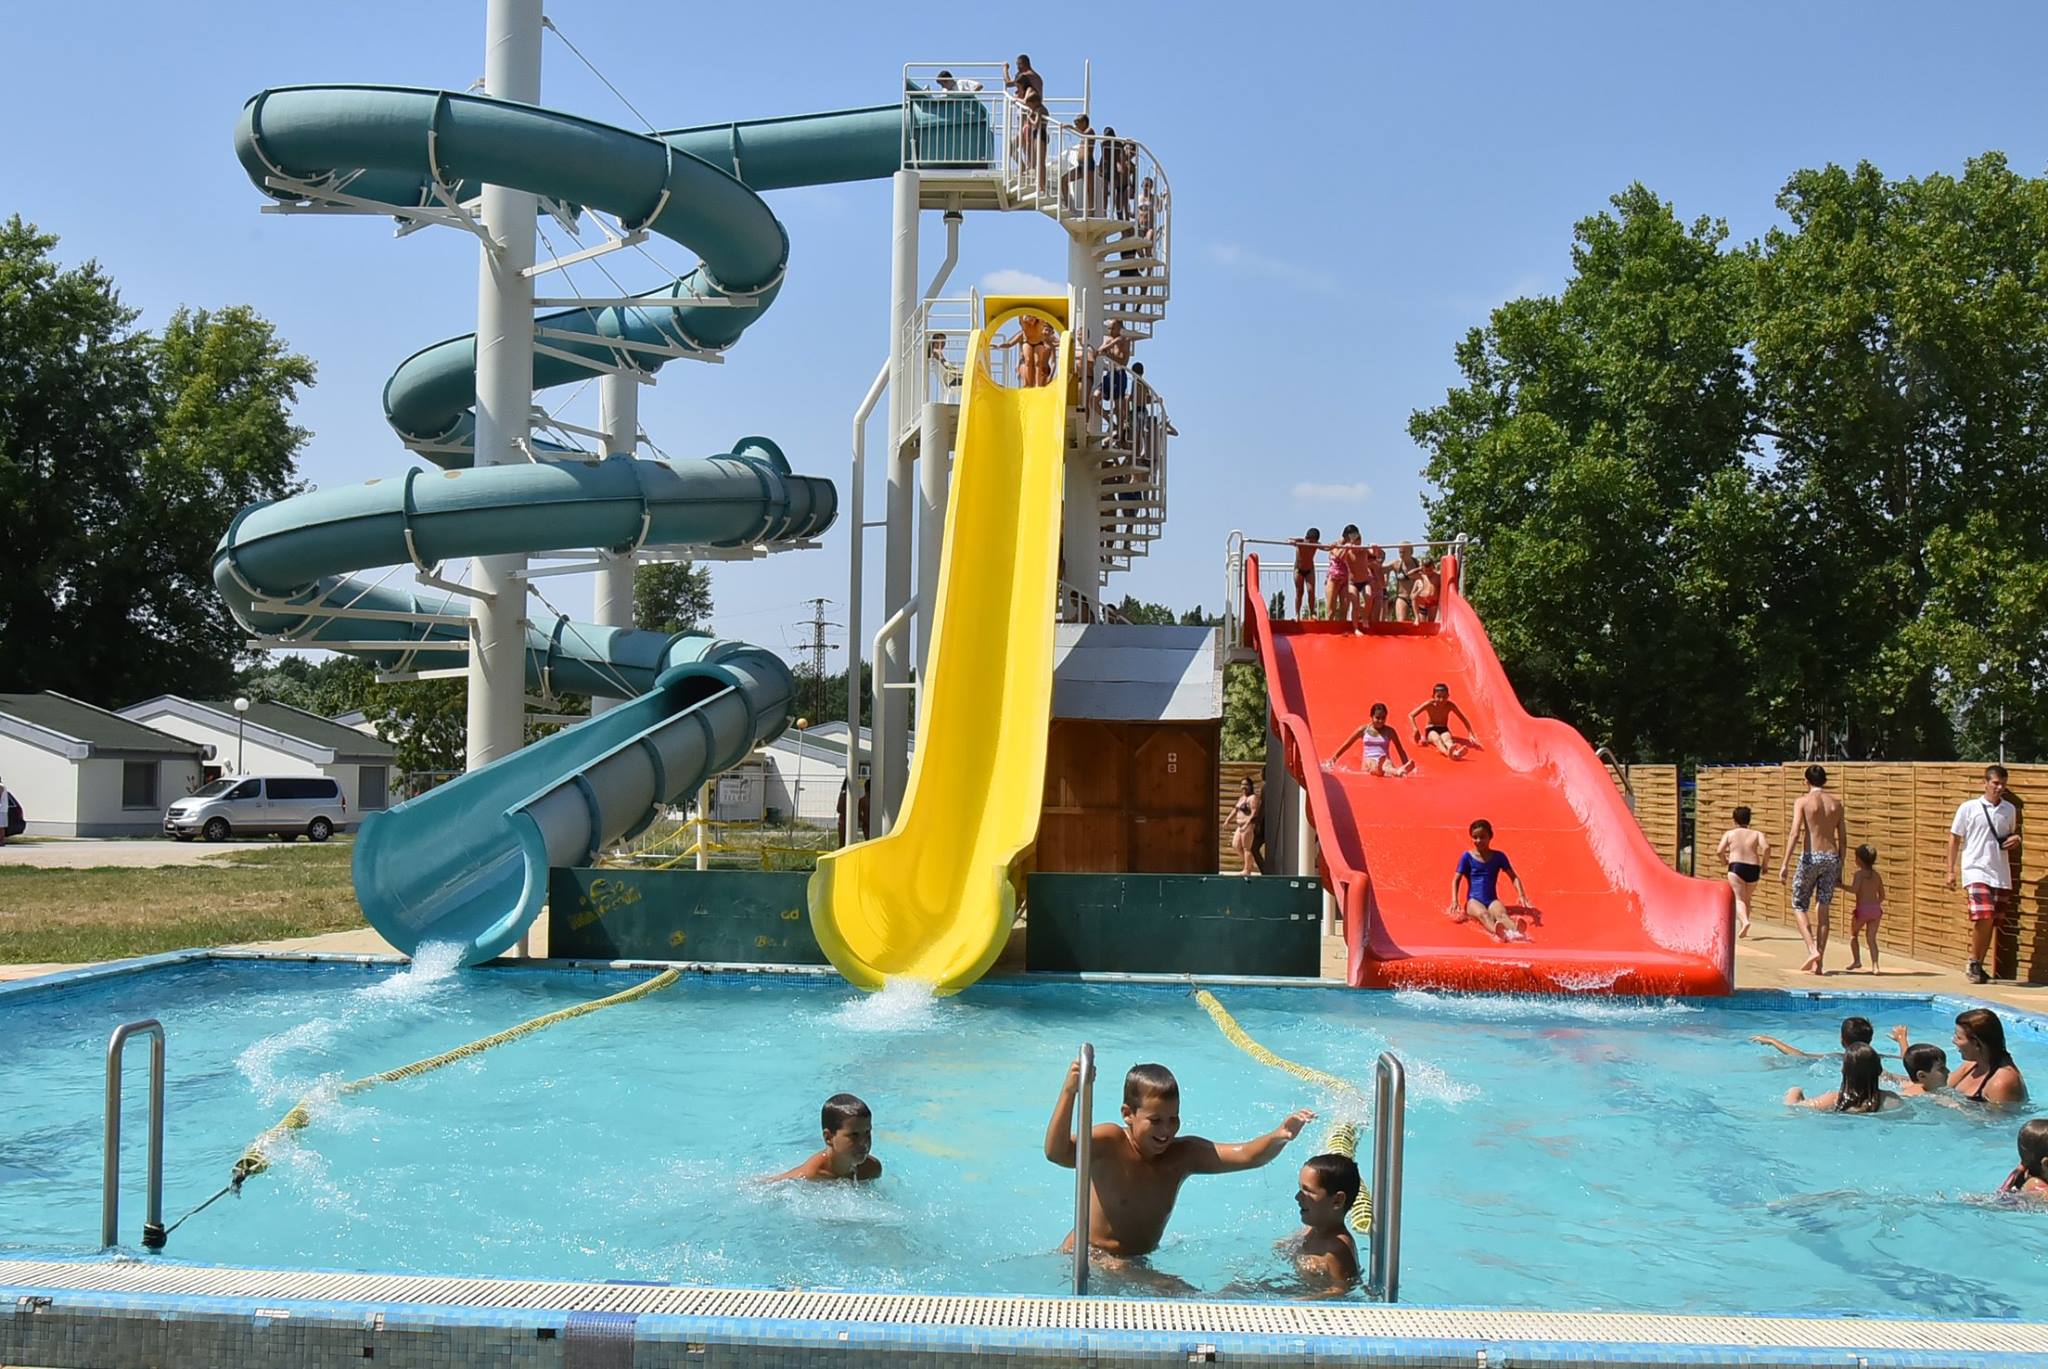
[[1324, 526, 1360, 621], [1949, 1008, 2028, 1105], [1714, 807, 1770, 939], [1328, 703, 1414, 777], [1231, 778, 1263, 875], [1410, 556, 1441, 623], [1784, 1043, 1903, 1113], [1356, 545, 1387, 623]]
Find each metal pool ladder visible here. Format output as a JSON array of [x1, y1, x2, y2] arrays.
[[1071, 1042, 1094, 1295], [102, 1019, 167, 1251], [1367, 1051, 1407, 1301]]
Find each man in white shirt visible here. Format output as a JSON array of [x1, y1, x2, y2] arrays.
[[1947, 764, 2022, 984]]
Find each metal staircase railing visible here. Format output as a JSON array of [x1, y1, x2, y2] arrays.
[[102, 1019, 167, 1251]]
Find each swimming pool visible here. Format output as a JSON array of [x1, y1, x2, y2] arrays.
[[2, 956, 2044, 1321]]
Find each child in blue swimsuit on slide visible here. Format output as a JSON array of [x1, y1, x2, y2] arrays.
[[1448, 819, 1533, 941]]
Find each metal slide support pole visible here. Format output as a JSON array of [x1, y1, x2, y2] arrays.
[[1368, 1051, 1406, 1301], [877, 169, 920, 832], [589, 371, 642, 716], [912, 211, 962, 684], [695, 778, 713, 871], [845, 361, 887, 844], [102, 1020, 166, 1251], [1072, 1042, 1094, 1295], [1061, 236, 1106, 605], [466, 0, 543, 770]]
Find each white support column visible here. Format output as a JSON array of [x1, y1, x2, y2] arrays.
[[914, 398, 958, 688], [589, 372, 640, 714], [876, 169, 919, 830], [465, 0, 542, 770], [1061, 232, 1107, 613]]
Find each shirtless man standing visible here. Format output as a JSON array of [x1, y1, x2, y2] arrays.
[[1778, 764, 1846, 975], [1093, 319, 1133, 438]]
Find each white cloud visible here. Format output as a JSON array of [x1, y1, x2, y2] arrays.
[[1293, 481, 1372, 503], [1204, 242, 1339, 293], [981, 268, 1065, 295]]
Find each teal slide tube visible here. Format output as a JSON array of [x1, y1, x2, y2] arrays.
[[220, 86, 939, 962]]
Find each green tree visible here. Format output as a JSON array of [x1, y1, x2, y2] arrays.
[[235, 655, 374, 716], [1221, 663, 1267, 761], [0, 221, 315, 705], [634, 561, 713, 636]]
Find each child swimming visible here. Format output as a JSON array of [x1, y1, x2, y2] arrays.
[[1290, 1152, 1361, 1290], [1845, 844, 1884, 973], [1784, 1043, 1903, 1113], [1448, 819, 1532, 942], [2000, 1118, 2048, 1200], [1751, 1015, 1874, 1059], [1329, 703, 1414, 777], [1044, 1059, 1314, 1260], [765, 1093, 883, 1182]]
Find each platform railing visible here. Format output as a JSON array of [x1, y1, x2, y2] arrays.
[[102, 1019, 167, 1251], [1071, 1042, 1095, 1295], [1367, 1051, 1406, 1302], [900, 64, 1085, 174], [1223, 532, 1475, 650]]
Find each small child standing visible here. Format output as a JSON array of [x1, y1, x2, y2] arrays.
[[1291, 529, 1321, 619], [1291, 1152, 1361, 1290], [765, 1093, 883, 1182], [1845, 844, 1884, 973]]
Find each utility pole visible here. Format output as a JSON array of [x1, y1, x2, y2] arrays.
[[796, 598, 839, 681]]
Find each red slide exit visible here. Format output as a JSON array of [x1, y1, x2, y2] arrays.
[[1244, 554, 1732, 994]]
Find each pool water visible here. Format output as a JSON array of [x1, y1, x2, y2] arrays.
[[2, 959, 2044, 1317]]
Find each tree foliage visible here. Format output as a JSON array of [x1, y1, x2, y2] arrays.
[[634, 561, 713, 637], [0, 219, 314, 704], [1412, 158, 2048, 763]]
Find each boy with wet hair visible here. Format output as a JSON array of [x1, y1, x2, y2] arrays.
[[1408, 683, 1472, 759], [1885, 1024, 1952, 1096], [1291, 1152, 1361, 1289], [1045, 1059, 1314, 1260], [766, 1093, 883, 1183]]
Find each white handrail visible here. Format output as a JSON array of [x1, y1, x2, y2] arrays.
[[1071, 1042, 1095, 1295]]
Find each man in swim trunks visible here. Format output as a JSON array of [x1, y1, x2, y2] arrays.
[[1408, 683, 1471, 759], [1291, 528, 1321, 619], [1777, 764, 1845, 975], [1093, 320, 1133, 438]]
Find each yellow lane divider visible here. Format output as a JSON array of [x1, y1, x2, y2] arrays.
[[1191, 988, 1372, 1233], [231, 968, 681, 1188]]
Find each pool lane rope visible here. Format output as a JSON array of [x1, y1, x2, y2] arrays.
[[153, 968, 685, 1246], [1190, 988, 1373, 1234]]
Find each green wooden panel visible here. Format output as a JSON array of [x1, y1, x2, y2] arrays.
[[1026, 873, 1322, 976], [547, 868, 826, 964]]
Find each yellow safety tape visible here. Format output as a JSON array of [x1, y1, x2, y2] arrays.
[[232, 968, 681, 1186], [1191, 989, 1372, 1233]]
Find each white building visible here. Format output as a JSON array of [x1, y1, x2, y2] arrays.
[[120, 696, 398, 815], [759, 724, 873, 827], [0, 692, 206, 837]]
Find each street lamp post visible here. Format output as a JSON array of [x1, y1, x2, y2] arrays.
[[792, 718, 809, 828], [233, 697, 250, 775]]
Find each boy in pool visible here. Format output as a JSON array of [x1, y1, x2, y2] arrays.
[[1448, 819, 1532, 941], [1751, 1016, 1874, 1059], [1044, 1059, 1314, 1260], [1290, 1152, 1361, 1290], [766, 1093, 883, 1183]]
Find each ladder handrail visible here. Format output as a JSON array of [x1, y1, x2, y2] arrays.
[[1368, 1050, 1405, 1301], [1072, 1042, 1095, 1295], [103, 1018, 167, 1251]]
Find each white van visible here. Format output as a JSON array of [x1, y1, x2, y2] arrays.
[[164, 775, 349, 843]]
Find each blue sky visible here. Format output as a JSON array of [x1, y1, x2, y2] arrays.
[[9, 2, 2048, 672]]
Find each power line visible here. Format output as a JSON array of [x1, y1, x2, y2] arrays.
[[792, 597, 840, 679]]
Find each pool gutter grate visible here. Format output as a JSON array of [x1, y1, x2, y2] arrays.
[[2, 1260, 2045, 1354]]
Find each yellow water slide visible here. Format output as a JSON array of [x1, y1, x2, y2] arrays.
[[808, 299, 1071, 992]]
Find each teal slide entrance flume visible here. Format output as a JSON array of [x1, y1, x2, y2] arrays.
[[216, 87, 975, 962]]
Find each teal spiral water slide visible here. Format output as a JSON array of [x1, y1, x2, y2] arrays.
[[217, 84, 988, 963]]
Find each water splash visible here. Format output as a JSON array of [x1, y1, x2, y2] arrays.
[[1547, 967, 1629, 993], [1394, 989, 1701, 1024], [357, 941, 466, 1003], [826, 977, 944, 1034]]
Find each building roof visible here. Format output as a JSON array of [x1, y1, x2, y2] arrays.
[[1051, 624, 1223, 722], [120, 695, 394, 764], [0, 692, 206, 760]]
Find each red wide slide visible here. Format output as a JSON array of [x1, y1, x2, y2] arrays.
[[1244, 554, 1732, 994]]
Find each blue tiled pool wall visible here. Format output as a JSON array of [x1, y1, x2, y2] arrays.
[[6, 1296, 2047, 1369]]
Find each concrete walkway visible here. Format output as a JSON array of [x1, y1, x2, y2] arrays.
[[0, 838, 247, 869]]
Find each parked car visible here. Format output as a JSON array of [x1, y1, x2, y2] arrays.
[[164, 775, 348, 843]]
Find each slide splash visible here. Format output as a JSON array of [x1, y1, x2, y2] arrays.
[[1244, 554, 1733, 994], [807, 301, 1072, 993]]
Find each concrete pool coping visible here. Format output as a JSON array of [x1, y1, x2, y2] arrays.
[[5, 951, 2047, 1368]]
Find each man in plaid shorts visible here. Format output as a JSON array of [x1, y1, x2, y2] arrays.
[[1948, 764, 2022, 985], [1778, 764, 1846, 975]]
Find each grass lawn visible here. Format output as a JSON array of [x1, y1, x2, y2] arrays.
[[0, 842, 364, 964]]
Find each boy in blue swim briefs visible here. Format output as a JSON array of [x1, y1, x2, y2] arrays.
[[1448, 819, 1532, 941]]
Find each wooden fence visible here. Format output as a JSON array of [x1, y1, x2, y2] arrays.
[[1696, 763, 2047, 981], [1612, 764, 1679, 869]]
